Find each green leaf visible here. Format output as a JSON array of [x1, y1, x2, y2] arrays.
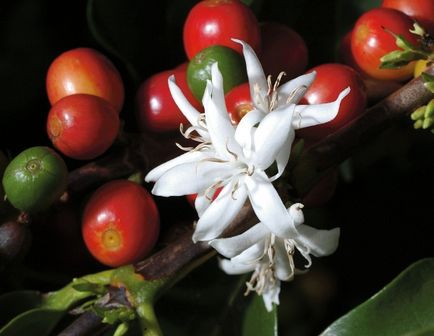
[[0, 291, 42, 327], [404, 328, 434, 336], [380, 50, 426, 69], [321, 258, 434, 336], [425, 99, 434, 118], [409, 22, 427, 38], [157, 259, 247, 336], [422, 73, 434, 93], [242, 295, 278, 336], [0, 308, 64, 336], [393, 34, 417, 51]]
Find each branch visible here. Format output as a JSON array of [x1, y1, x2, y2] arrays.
[[67, 133, 181, 195], [57, 311, 105, 336], [135, 202, 256, 280], [292, 66, 434, 194]]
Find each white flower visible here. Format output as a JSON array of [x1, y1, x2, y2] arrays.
[[210, 203, 340, 312], [146, 63, 300, 242], [145, 39, 350, 243], [233, 38, 350, 180]]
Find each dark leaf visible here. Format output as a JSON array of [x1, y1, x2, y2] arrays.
[[321, 259, 434, 336], [0, 291, 41, 327], [242, 294, 278, 336], [0, 308, 64, 336], [156, 258, 247, 336]]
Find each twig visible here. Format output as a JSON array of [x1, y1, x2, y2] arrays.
[[67, 133, 181, 195], [135, 201, 256, 280], [292, 66, 434, 194], [57, 311, 105, 336]]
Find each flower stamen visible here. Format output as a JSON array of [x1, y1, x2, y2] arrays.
[[175, 143, 194, 151], [286, 85, 308, 105]]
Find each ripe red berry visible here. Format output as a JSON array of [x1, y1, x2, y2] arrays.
[[136, 65, 202, 132], [259, 22, 308, 81], [46, 48, 125, 113], [183, 0, 261, 59], [47, 94, 120, 160], [351, 8, 418, 81], [82, 180, 160, 267], [297, 63, 367, 140]]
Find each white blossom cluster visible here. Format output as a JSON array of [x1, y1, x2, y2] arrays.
[[145, 39, 348, 311]]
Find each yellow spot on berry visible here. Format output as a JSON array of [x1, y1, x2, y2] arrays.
[[102, 228, 122, 250], [49, 117, 63, 139], [236, 103, 254, 120], [25, 159, 41, 174]]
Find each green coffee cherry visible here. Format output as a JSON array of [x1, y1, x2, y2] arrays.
[[2, 146, 68, 213], [187, 45, 247, 101]]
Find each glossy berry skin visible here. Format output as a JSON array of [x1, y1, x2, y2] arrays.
[[351, 8, 418, 81], [46, 48, 125, 113], [259, 22, 308, 81], [2, 146, 68, 213], [47, 94, 120, 160], [297, 64, 367, 140], [136, 65, 202, 132], [339, 30, 362, 71], [82, 180, 160, 267], [224, 83, 253, 124], [183, 0, 261, 60], [381, 0, 434, 34]]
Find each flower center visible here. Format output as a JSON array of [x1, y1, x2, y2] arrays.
[[244, 235, 298, 297], [244, 235, 276, 296], [254, 72, 309, 113]]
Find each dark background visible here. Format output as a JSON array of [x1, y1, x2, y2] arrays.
[[0, 0, 433, 335]]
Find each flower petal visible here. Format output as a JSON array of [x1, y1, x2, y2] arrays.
[[192, 181, 248, 242], [203, 80, 240, 160], [262, 279, 281, 312], [277, 72, 316, 106], [210, 223, 269, 258], [274, 240, 295, 281], [252, 104, 295, 170], [195, 193, 212, 217], [232, 39, 268, 112], [292, 87, 351, 129], [288, 203, 304, 226], [151, 160, 236, 197], [295, 226, 340, 257], [168, 75, 205, 137], [210, 62, 226, 111], [268, 130, 295, 182], [245, 172, 297, 237], [219, 258, 256, 275], [231, 240, 266, 264], [145, 150, 211, 182], [234, 108, 263, 154]]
